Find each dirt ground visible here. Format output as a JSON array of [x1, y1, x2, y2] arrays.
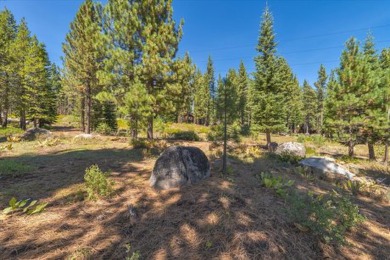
[[0, 127, 389, 259]]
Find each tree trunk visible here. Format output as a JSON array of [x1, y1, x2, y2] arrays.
[[222, 85, 227, 175], [384, 142, 389, 165], [33, 118, 37, 128], [147, 116, 153, 140], [85, 87, 91, 134], [348, 140, 354, 157], [266, 130, 271, 151], [81, 96, 85, 132], [20, 110, 26, 130], [305, 122, 309, 135], [368, 142, 376, 161], [2, 107, 8, 128]]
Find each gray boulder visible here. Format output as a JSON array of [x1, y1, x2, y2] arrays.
[[21, 127, 51, 141], [150, 146, 210, 189], [275, 142, 305, 158], [299, 157, 355, 180]]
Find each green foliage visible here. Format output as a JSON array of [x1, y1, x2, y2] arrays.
[[2, 197, 48, 215], [297, 134, 325, 147], [207, 122, 241, 143], [0, 127, 24, 137], [302, 80, 317, 134], [84, 165, 113, 200], [95, 122, 114, 135], [277, 152, 304, 164], [167, 130, 200, 141], [0, 160, 34, 177], [287, 191, 365, 244], [257, 172, 294, 197], [125, 243, 141, 260]]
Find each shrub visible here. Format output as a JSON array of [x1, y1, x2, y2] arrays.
[[278, 152, 303, 164], [287, 191, 365, 244], [0, 127, 24, 138], [168, 130, 199, 141], [84, 165, 113, 200], [207, 123, 240, 143], [257, 172, 294, 197], [95, 122, 113, 135]]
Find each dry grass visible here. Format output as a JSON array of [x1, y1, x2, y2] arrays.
[[0, 128, 389, 259]]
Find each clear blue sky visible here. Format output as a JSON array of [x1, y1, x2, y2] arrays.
[[1, 0, 390, 85]]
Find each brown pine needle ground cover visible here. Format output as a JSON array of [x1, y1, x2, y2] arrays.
[[0, 128, 389, 259]]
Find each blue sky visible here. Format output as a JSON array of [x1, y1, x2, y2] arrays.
[[1, 0, 390, 85]]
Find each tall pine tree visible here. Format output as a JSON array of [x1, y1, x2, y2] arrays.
[[314, 64, 327, 134]]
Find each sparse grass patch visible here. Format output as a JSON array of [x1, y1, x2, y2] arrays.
[[0, 160, 34, 177], [84, 165, 114, 200], [0, 127, 24, 138], [287, 191, 365, 245], [257, 172, 295, 197]]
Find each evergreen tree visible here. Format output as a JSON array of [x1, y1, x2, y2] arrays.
[[379, 48, 390, 164], [252, 6, 286, 149], [216, 69, 238, 124], [314, 64, 327, 134], [11, 18, 31, 130], [136, 0, 183, 139], [193, 69, 210, 125], [325, 38, 371, 157], [63, 0, 104, 134], [0, 9, 17, 127], [237, 61, 249, 128], [302, 80, 317, 134], [362, 34, 381, 160], [205, 56, 216, 125]]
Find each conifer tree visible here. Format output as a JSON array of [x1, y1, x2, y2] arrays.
[[0, 9, 17, 127], [205, 56, 216, 125], [12, 18, 31, 130], [63, 0, 104, 134], [314, 64, 327, 134], [362, 34, 382, 160], [302, 80, 317, 134], [237, 61, 249, 128], [193, 69, 210, 125], [253, 6, 286, 149], [325, 38, 371, 157], [136, 0, 183, 139], [379, 48, 390, 164]]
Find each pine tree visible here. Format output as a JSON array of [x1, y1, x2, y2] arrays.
[[379, 48, 390, 164], [302, 80, 317, 134], [362, 34, 381, 160], [63, 0, 104, 134], [11, 18, 31, 130], [237, 61, 249, 128], [314, 64, 327, 134], [193, 69, 210, 125], [0, 9, 17, 127], [325, 38, 370, 157], [252, 6, 286, 149], [205, 56, 216, 125], [216, 69, 238, 124], [136, 0, 183, 139]]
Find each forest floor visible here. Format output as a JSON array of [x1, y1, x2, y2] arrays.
[[0, 124, 389, 259]]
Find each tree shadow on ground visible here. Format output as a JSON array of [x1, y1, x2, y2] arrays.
[[0, 148, 389, 259]]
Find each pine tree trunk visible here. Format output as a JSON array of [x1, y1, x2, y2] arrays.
[[0, 109, 2, 127], [147, 116, 153, 140], [383, 142, 389, 165], [348, 141, 354, 157], [33, 118, 37, 128], [20, 110, 26, 130], [266, 130, 272, 151], [368, 142, 376, 161], [1, 110, 8, 128], [85, 86, 91, 134], [81, 96, 85, 132]]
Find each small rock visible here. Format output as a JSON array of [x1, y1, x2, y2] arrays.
[[21, 127, 51, 141], [275, 142, 305, 158], [300, 157, 355, 180]]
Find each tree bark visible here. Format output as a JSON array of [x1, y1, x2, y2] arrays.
[[384, 142, 389, 165], [266, 130, 272, 152], [20, 110, 26, 130], [81, 96, 85, 132], [222, 84, 227, 175], [368, 142, 376, 161], [348, 140, 354, 157], [85, 86, 91, 134], [147, 116, 153, 140]]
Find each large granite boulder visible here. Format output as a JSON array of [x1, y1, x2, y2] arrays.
[[150, 146, 210, 189], [299, 157, 355, 180], [275, 142, 306, 158], [21, 127, 51, 141]]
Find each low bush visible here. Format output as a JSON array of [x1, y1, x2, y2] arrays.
[[287, 191, 365, 244], [207, 123, 240, 143], [84, 165, 114, 200], [95, 122, 114, 135], [167, 130, 200, 141], [257, 172, 294, 197], [277, 152, 303, 164], [0, 127, 24, 138]]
